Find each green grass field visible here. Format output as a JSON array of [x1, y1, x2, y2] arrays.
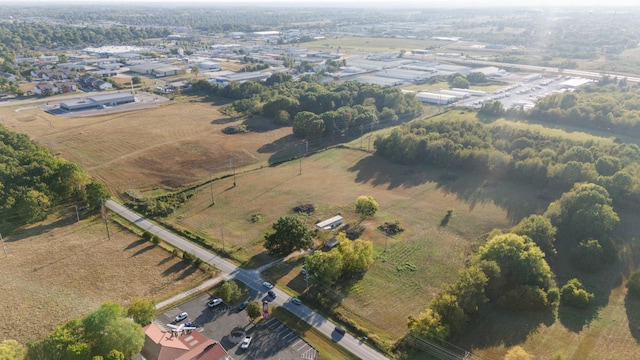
[[166, 145, 550, 342]]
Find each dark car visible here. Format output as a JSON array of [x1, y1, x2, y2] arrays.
[[335, 326, 346, 335], [238, 301, 249, 310], [268, 290, 276, 298]]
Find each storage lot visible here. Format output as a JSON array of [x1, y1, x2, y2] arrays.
[[157, 293, 318, 360]]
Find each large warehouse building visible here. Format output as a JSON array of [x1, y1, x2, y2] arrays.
[[60, 93, 135, 111]]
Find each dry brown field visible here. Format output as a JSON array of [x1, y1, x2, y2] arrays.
[[0, 97, 293, 197], [0, 214, 209, 344]]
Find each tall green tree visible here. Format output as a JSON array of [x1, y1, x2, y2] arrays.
[[355, 195, 378, 219], [264, 215, 313, 256], [83, 303, 144, 359], [305, 250, 344, 285], [127, 298, 155, 326], [511, 215, 557, 255], [246, 301, 262, 322]]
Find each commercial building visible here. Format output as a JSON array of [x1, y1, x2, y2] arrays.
[[60, 93, 135, 111]]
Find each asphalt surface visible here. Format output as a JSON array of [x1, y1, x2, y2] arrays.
[[106, 199, 389, 360]]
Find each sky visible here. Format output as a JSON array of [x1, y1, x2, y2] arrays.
[[10, 0, 640, 7]]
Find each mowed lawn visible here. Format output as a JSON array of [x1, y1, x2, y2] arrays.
[[0, 214, 209, 344], [167, 147, 548, 340]]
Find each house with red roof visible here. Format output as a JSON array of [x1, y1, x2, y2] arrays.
[[140, 323, 231, 360]]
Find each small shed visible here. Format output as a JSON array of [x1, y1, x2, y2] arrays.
[[316, 215, 343, 231]]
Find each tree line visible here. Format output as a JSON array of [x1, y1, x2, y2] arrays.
[[521, 79, 640, 138], [373, 115, 640, 208], [0, 125, 109, 233], [193, 77, 423, 140]]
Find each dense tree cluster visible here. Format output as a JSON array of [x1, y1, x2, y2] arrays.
[[305, 232, 374, 285], [0, 125, 107, 232], [26, 303, 144, 360], [524, 81, 640, 138], [193, 78, 422, 140], [374, 116, 640, 206]]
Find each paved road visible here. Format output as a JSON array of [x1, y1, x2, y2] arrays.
[[106, 199, 389, 360]]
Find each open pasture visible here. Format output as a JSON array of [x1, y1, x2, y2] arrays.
[[305, 37, 444, 52], [0, 213, 209, 344], [167, 147, 550, 339]]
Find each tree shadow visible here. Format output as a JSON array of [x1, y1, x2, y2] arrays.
[[551, 232, 626, 332], [625, 293, 640, 342], [5, 213, 79, 242], [158, 254, 175, 266], [347, 154, 553, 224], [458, 304, 556, 349], [176, 265, 198, 281], [130, 244, 156, 257], [240, 251, 275, 270], [125, 238, 147, 250], [211, 115, 244, 125], [440, 210, 453, 227], [161, 260, 190, 277], [242, 116, 287, 133]]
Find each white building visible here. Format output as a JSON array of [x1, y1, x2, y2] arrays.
[[316, 216, 344, 231]]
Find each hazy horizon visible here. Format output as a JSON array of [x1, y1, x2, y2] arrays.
[[5, 0, 640, 8]]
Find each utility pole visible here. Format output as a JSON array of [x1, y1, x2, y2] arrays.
[[221, 226, 225, 251], [229, 155, 236, 187], [74, 205, 80, 223], [101, 198, 111, 241], [209, 173, 214, 205], [305, 140, 308, 155], [0, 233, 7, 257], [299, 157, 302, 175], [360, 125, 364, 148], [368, 135, 372, 152]]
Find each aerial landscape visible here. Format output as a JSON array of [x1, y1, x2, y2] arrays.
[[2, 1, 640, 360]]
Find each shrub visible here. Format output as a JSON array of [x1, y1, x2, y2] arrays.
[[150, 235, 160, 244], [498, 286, 548, 312], [377, 221, 404, 235], [547, 287, 560, 304], [627, 269, 640, 298], [560, 278, 594, 309]]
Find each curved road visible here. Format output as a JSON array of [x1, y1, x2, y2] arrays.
[[106, 199, 388, 360]]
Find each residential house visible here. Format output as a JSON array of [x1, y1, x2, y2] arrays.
[[54, 81, 77, 94], [34, 83, 56, 96], [1, 72, 17, 83]]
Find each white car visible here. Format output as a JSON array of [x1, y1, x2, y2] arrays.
[[262, 281, 274, 289], [175, 312, 188, 322], [241, 336, 252, 349], [207, 298, 223, 308], [291, 298, 302, 305]]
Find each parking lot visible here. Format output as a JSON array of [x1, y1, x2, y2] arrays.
[[158, 293, 318, 360], [456, 74, 587, 110]]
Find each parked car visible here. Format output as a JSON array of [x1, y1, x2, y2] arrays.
[[262, 281, 274, 289], [241, 336, 252, 350], [291, 298, 302, 305], [175, 312, 188, 322], [238, 300, 249, 310], [268, 290, 276, 299], [207, 298, 223, 307]]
